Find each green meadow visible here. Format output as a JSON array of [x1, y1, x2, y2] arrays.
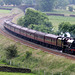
[[48, 15, 75, 32], [0, 9, 10, 13], [45, 9, 75, 15], [0, 72, 35, 75]]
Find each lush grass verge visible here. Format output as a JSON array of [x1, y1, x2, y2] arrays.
[[0, 9, 10, 13], [0, 72, 35, 75], [0, 61, 6, 65], [0, 31, 75, 75], [0, 6, 14, 9], [48, 15, 75, 32]]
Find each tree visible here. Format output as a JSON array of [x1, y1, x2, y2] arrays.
[[68, 0, 75, 4], [72, 0, 75, 4], [0, 0, 4, 6], [69, 24, 75, 36], [58, 22, 75, 37], [22, 0, 33, 5], [58, 22, 71, 33], [55, 0, 69, 9], [69, 6, 73, 12], [3, 0, 22, 6], [28, 24, 53, 33], [18, 8, 52, 27], [36, 0, 55, 11], [17, 8, 53, 33]]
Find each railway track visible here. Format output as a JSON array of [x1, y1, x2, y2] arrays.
[[0, 15, 75, 61]]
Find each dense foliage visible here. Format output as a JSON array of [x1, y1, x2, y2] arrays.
[[58, 22, 75, 37], [0, 0, 22, 6], [0, 0, 3, 6], [69, 0, 75, 4], [22, 0, 35, 5], [55, 0, 69, 9], [5, 0, 22, 5], [36, 0, 55, 11], [17, 8, 53, 33], [25, 51, 32, 59]]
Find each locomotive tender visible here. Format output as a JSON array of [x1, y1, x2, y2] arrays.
[[4, 20, 75, 54]]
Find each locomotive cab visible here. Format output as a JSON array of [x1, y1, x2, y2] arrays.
[[70, 38, 75, 53], [59, 37, 75, 54]]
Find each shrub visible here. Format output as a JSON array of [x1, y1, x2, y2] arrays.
[[69, 6, 73, 12], [5, 45, 18, 59], [26, 51, 32, 59], [58, 22, 71, 33]]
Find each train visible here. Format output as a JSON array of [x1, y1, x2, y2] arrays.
[[4, 20, 75, 54]]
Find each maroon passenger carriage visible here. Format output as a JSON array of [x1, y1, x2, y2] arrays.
[[4, 20, 75, 54]]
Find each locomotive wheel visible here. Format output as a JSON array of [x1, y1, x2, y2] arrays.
[[62, 49, 65, 53]]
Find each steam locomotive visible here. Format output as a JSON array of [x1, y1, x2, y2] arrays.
[[4, 20, 75, 54]]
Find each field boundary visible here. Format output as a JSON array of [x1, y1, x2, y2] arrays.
[[0, 66, 31, 73], [46, 13, 75, 17]]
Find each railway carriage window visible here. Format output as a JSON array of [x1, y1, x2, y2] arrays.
[[21, 30, 25, 33], [38, 36, 44, 39], [27, 32, 31, 35], [23, 31, 26, 34], [46, 37, 51, 42], [35, 35, 38, 38], [15, 28, 20, 32], [52, 39, 54, 42], [52, 39, 55, 43], [7, 25, 10, 28], [31, 34, 34, 37], [21, 30, 24, 33]]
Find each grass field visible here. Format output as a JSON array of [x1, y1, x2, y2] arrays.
[[45, 9, 75, 15], [48, 15, 75, 32], [0, 72, 35, 75], [0, 9, 11, 18], [0, 32, 75, 75], [0, 9, 10, 13]]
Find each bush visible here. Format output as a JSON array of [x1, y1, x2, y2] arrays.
[[69, 6, 73, 12], [58, 22, 71, 33], [18, 8, 50, 27], [26, 51, 32, 59], [5, 45, 18, 59]]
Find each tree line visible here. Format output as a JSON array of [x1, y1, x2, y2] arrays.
[[0, 0, 75, 11], [0, 0, 22, 6]]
